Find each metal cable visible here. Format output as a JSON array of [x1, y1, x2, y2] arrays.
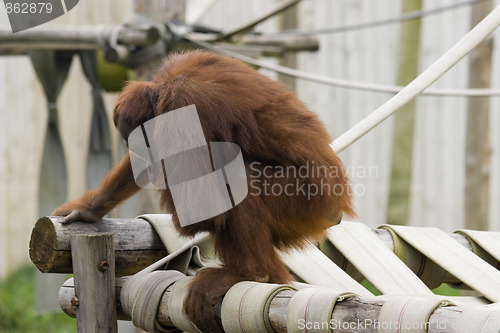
[[263, 0, 490, 37], [184, 36, 500, 97]]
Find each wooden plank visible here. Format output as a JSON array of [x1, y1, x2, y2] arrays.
[[71, 233, 117, 333]]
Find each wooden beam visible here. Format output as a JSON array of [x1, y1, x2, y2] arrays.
[[30, 216, 475, 286], [29, 216, 167, 276]]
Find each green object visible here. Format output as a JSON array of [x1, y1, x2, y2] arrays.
[[30, 50, 73, 314], [432, 283, 461, 297], [79, 50, 112, 190], [361, 279, 382, 296], [96, 50, 132, 92]]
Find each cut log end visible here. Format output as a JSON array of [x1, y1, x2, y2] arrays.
[[29, 216, 169, 275], [29, 216, 59, 272]]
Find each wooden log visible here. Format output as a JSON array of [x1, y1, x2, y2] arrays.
[[71, 233, 117, 333], [30, 216, 476, 280], [60, 276, 177, 326], [29, 216, 168, 276], [59, 277, 127, 320], [60, 276, 466, 333]]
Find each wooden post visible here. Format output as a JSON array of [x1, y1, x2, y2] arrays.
[[465, 0, 493, 230], [71, 233, 117, 333]]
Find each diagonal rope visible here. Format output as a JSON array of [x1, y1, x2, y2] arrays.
[[263, 0, 490, 37], [214, 0, 301, 41]]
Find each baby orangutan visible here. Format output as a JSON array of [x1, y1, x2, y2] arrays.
[[53, 50, 355, 332]]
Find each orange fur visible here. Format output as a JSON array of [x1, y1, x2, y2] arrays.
[[53, 50, 355, 332]]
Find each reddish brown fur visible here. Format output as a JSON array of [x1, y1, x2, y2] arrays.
[[53, 50, 355, 332]]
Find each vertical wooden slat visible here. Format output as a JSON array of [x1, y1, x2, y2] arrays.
[[387, 0, 422, 225], [278, 0, 298, 90], [464, 0, 493, 230]]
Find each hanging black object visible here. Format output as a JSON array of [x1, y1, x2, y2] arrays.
[[29, 50, 73, 314], [79, 50, 112, 190], [30, 50, 73, 217]]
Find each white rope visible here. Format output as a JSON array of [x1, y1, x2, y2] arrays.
[[184, 36, 500, 97], [331, 5, 500, 153]]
